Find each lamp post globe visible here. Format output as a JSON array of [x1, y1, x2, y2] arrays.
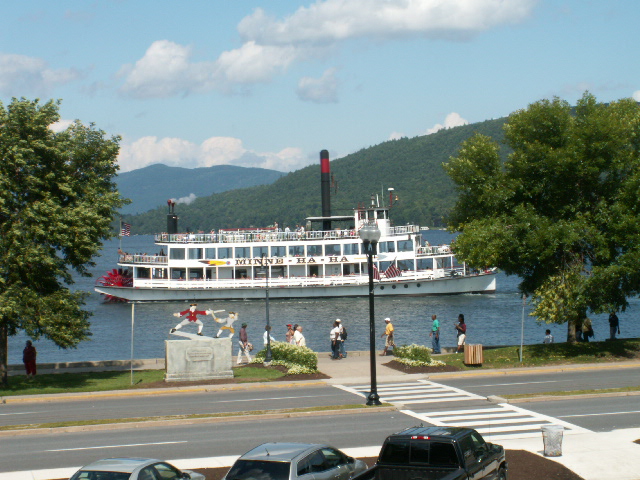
[[359, 222, 382, 406]]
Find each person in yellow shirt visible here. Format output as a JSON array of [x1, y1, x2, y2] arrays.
[[380, 317, 395, 356]]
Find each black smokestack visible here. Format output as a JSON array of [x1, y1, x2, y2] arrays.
[[167, 199, 178, 234], [320, 149, 331, 231]]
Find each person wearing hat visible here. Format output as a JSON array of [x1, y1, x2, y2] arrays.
[[237, 322, 252, 364], [330, 320, 342, 359], [285, 324, 295, 344], [171, 303, 214, 336], [336, 319, 348, 358], [380, 317, 395, 356]]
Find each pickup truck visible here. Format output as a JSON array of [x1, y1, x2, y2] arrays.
[[352, 426, 507, 480]]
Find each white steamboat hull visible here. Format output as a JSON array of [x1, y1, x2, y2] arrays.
[[95, 272, 496, 302]]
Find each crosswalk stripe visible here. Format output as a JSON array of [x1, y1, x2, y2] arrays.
[[335, 380, 593, 440]]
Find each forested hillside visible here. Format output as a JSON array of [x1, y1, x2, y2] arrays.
[[117, 164, 284, 214], [124, 117, 508, 233]]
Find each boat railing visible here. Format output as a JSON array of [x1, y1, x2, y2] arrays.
[[127, 268, 476, 290], [119, 254, 168, 264], [154, 225, 421, 244], [417, 245, 452, 256]]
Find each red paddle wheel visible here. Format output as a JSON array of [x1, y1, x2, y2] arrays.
[[96, 268, 133, 302]]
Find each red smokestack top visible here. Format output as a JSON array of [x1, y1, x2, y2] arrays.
[[320, 149, 330, 174], [320, 150, 331, 230]]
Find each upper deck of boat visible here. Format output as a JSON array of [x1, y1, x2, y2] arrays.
[[155, 224, 421, 245]]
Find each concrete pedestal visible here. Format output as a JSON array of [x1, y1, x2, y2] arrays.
[[165, 335, 233, 382]]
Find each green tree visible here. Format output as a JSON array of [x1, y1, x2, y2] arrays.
[[444, 93, 640, 341], [0, 98, 126, 386]]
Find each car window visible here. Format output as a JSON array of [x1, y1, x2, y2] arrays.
[[225, 459, 291, 480], [70, 472, 132, 480], [429, 442, 459, 467], [138, 466, 159, 480], [153, 463, 181, 480], [298, 450, 324, 476], [379, 439, 410, 464], [469, 432, 487, 452], [320, 448, 343, 470], [459, 436, 477, 468]]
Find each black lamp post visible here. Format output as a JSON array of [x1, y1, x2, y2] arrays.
[[359, 223, 382, 406], [260, 254, 272, 364]]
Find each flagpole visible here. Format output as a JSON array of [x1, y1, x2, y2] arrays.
[[119, 218, 122, 252]]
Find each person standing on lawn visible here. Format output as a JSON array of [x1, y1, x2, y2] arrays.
[[23, 340, 37, 379], [380, 318, 395, 356], [455, 314, 466, 353], [285, 324, 295, 343], [429, 314, 441, 354], [293, 325, 306, 347], [609, 312, 620, 340]]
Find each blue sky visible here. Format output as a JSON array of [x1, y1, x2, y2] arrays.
[[1, 0, 638, 173]]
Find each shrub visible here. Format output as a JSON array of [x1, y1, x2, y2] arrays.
[[253, 341, 318, 374], [395, 343, 445, 367]]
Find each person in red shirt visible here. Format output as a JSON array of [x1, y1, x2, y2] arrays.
[[23, 340, 37, 379], [171, 303, 213, 335]]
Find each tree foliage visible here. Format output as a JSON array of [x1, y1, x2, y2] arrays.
[[0, 98, 126, 385], [444, 93, 640, 341]]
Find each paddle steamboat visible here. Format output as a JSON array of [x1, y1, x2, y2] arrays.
[[95, 151, 496, 302]]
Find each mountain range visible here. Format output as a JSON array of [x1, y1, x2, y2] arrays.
[[117, 164, 285, 214], [121, 117, 508, 234]]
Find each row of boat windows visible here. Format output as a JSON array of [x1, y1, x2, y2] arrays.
[[168, 240, 416, 260]]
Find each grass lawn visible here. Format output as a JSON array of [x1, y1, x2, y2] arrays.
[[0, 365, 286, 397], [439, 338, 640, 370]]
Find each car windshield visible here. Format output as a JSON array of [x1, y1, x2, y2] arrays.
[[225, 460, 291, 480], [70, 471, 131, 480]]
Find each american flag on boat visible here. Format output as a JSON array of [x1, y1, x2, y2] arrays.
[[121, 223, 131, 237], [372, 265, 381, 281], [385, 263, 401, 278]]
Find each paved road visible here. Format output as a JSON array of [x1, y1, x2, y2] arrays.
[[0, 411, 405, 472], [0, 384, 352, 427]]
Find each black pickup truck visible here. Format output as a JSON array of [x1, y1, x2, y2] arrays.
[[352, 426, 507, 480]]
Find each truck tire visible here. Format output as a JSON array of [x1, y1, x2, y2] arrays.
[[498, 466, 507, 480]]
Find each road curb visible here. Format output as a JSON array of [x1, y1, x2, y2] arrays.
[[507, 389, 640, 404], [0, 405, 397, 438]]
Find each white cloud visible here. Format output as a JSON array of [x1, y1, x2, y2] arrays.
[[0, 52, 81, 96], [117, 136, 308, 173], [388, 131, 405, 140], [239, 0, 536, 45], [119, 0, 536, 98], [633, 90, 640, 102], [297, 68, 339, 103], [425, 112, 468, 135], [49, 119, 75, 132]]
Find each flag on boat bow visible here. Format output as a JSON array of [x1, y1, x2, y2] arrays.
[[121, 223, 131, 237]]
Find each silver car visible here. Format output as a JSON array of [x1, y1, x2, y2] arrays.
[[224, 442, 368, 480], [68, 457, 205, 480]]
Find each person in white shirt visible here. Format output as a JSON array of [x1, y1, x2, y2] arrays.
[[263, 325, 276, 345], [543, 329, 554, 344], [293, 325, 306, 347], [330, 320, 342, 359]]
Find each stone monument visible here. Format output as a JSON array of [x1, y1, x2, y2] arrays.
[[164, 306, 236, 382]]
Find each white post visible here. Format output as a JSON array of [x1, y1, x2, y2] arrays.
[[519, 294, 526, 362], [131, 302, 135, 385]]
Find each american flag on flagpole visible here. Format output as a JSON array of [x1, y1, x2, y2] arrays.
[[121, 223, 131, 237], [385, 263, 401, 278], [372, 265, 381, 281]]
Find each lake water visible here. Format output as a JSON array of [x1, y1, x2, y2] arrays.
[[8, 231, 640, 365]]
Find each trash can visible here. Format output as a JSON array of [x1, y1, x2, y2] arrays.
[[464, 344, 483, 365], [541, 425, 564, 457]]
